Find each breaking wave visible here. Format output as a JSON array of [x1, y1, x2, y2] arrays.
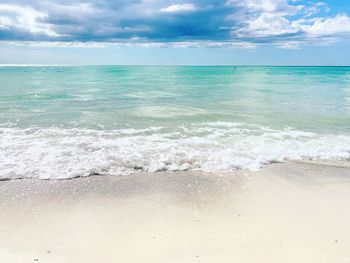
[[1, 122, 350, 180]]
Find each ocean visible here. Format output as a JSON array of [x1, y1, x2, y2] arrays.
[[1, 65, 350, 179]]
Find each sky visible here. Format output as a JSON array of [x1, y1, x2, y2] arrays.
[[0, 0, 350, 65]]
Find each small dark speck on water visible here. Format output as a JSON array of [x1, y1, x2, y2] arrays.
[[335, 240, 339, 243]]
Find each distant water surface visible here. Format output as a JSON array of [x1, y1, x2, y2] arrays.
[[1, 66, 350, 179]]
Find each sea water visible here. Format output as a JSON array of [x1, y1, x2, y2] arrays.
[[1, 66, 350, 179]]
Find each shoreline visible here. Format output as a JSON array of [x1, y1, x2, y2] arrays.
[[1, 159, 350, 182], [1, 161, 350, 262]]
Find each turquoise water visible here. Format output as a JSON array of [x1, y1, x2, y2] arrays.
[[1, 66, 350, 179]]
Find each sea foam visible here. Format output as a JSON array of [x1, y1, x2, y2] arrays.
[[1, 122, 350, 180]]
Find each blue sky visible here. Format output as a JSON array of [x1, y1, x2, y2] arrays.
[[0, 0, 350, 65]]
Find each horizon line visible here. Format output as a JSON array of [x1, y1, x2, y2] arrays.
[[1, 64, 350, 67]]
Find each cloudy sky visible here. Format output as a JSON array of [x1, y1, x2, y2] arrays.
[[0, 0, 349, 65]]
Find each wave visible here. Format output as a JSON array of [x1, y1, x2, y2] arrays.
[[1, 122, 350, 180]]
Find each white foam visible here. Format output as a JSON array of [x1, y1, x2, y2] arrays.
[[1, 123, 350, 180]]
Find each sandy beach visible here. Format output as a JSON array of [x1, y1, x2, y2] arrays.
[[1, 161, 350, 263], [1, 0, 350, 261]]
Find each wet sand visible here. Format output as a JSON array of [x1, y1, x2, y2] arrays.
[[1, 161, 350, 263]]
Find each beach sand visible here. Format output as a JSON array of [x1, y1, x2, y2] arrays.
[[1, 161, 350, 263]]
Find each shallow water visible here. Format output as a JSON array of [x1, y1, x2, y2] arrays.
[[1, 66, 350, 179]]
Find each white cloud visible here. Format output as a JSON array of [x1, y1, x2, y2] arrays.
[[300, 14, 350, 36], [0, 0, 349, 48], [161, 3, 196, 13], [303, 1, 329, 17], [0, 4, 60, 37], [237, 13, 300, 37], [229, 0, 303, 37], [227, 0, 302, 16], [0, 41, 109, 48], [229, 0, 350, 47], [275, 41, 302, 49], [0, 40, 257, 49], [45, 2, 97, 18]]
